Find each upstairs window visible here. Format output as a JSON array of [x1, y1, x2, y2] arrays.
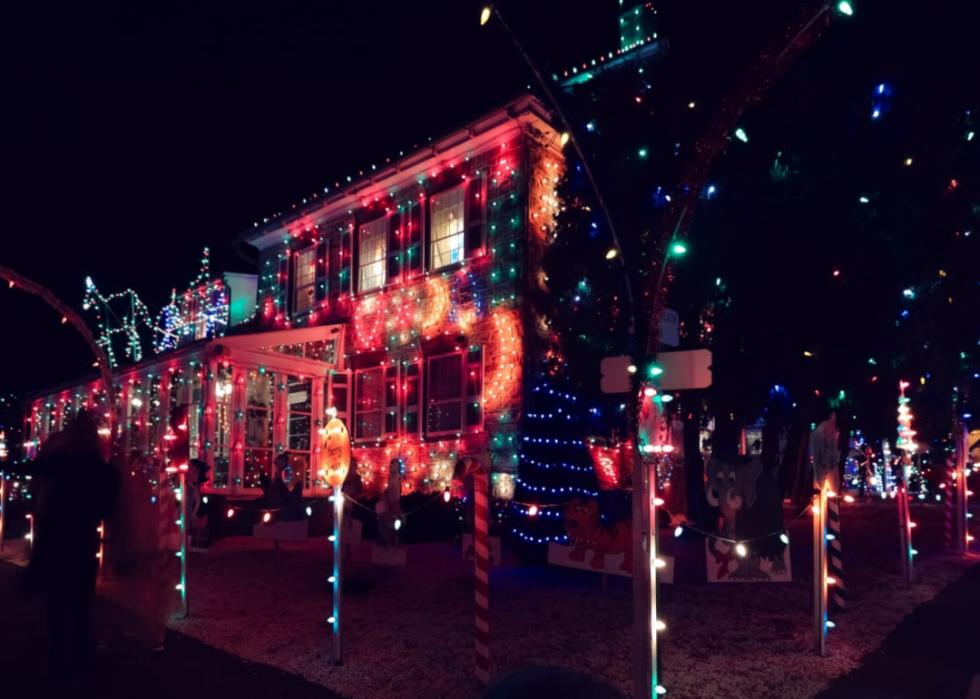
[[358, 218, 387, 292], [429, 185, 465, 270], [293, 246, 317, 315]]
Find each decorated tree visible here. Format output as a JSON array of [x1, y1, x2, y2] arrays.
[[510, 370, 600, 558]]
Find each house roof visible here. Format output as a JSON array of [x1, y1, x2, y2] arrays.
[[241, 94, 557, 252]]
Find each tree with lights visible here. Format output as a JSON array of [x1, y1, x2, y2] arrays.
[[511, 371, 601, 557]]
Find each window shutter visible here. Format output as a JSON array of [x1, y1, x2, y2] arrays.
[[405, 202, 424, 278], [316, 239, 329, 304], [278, 255, 290, 316], [465, 174, 486, 256], [339, 222, 353, 296]]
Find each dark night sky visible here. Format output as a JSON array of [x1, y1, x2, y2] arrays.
[[1, 1, 975, 398]]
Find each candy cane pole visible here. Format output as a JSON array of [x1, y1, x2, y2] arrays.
[[813, 482, 829, 656], [473, 463, 491, 687], [827, 495, 845, 611], [943, 462, 955, 549]]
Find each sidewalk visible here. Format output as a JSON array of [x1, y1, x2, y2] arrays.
[[0, 560, 345, 699], [817, 561, 980, 699]]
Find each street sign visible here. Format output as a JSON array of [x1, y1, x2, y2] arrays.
[[600, 355, 633, 394], [658, 349, 712, 390], [659, 308, 680, 348], [601, 349, 712, 394]]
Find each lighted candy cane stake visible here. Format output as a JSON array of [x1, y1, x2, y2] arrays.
[[319, 409, 351, 664], [455, 456, 491, 687], [943, 459, 954, 549]]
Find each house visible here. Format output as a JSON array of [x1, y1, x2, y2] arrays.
[[24, 95, 566, 505]]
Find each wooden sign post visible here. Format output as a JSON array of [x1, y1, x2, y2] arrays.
[[812, 481, 829, 656]]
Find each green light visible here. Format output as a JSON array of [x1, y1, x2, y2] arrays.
[[671, 242, 688, 256], [637, 147, 648, 159], [648, 365, 663, 377], [967, 131, 975, 142], [858, 195, 870, 204], [734, 127, 748, 143], [836, 1, 854, 15]]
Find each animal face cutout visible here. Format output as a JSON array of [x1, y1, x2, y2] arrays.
[[705, 458, 763, 512]]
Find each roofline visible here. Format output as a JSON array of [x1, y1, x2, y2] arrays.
[[240, 94, 557, 251]]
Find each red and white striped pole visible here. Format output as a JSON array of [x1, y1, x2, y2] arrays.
[[473, 465, 491, 688], [943, 459, 955, 549], [827, 496, 845, 611]]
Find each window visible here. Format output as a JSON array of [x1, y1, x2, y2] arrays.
[[426, 349, 483, 435], [212, 364, 233, 489], [429, 185, 465, 269], [327, 372, 349, 424], [244, 369, 274, 489], [358, 218, 387, 292], [286, 375, 312, 488], [293, 246, 317, 314], [354, 368, 384, 440]]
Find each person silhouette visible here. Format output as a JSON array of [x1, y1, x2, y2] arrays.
[[27, 409, 118, 682]]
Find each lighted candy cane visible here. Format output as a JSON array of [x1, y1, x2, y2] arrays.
[[826, 496, 845, 611], [319, 410, 351, 665], [456, 456, 491, 687], [943, 459, 954, 549]]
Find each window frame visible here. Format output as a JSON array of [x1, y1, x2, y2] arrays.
[[425, 349, 483, 437], [292, 245, 317, 315], [428, 184, 466, 271], [353, 366, 385, 442], [358, 217, 388, 293]]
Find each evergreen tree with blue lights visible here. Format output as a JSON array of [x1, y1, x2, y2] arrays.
[[511, 369, 600, 560]]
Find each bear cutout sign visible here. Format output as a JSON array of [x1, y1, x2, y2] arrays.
[[704, 457, 791, 583], [548, 498, 675, 583]]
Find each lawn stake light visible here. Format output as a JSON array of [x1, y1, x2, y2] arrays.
[[168, 462, 190, 617], [0, 473, 6, 552], [895, 381, 916, 583], [954, 423, 970, 554], [810, 414, 839, 656], [319, 411, 350, 664]]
